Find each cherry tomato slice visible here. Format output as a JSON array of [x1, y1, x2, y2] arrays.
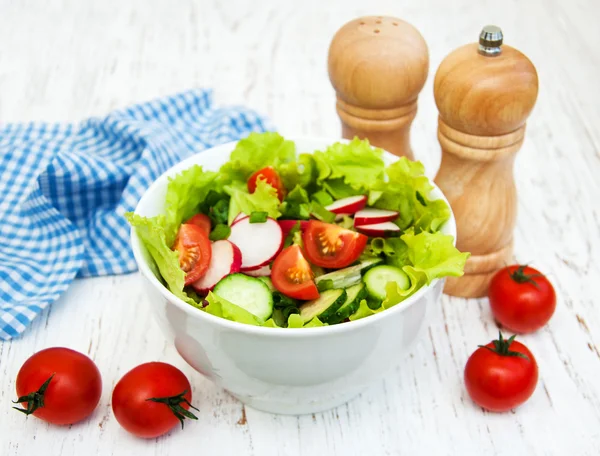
[[186, 213, 211, 235], [248, 166, 286, 201], [173, 224, 212, 285], [271, 245, 320, 300], [302, 220, 367, 269]]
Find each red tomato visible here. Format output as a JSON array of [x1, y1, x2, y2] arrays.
[[14, 347, 102, 425], [464, 333, 538, 412], [302, 221, 367, 269], [248, 166, 286, 201], [173, 224, 212, 285], [271, 245, 320, 300], [489, 265, 556, 333], [186, 213, 211, 235], [112, 362, 198, 439]]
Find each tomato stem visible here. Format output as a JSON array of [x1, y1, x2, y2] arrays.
[[12, 373, 55, 416], [146, 389, 199, 429], [478, 332, 529, 360], [509, 265, 542, 289]]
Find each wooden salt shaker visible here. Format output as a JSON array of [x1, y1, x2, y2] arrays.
[[327, 16, 429, 159], [434, 26, 539, 298]]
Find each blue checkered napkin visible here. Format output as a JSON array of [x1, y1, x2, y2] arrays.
[[0, 89, 268, 340]]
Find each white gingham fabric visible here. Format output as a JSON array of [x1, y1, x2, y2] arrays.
[[0, 89, 268, 340]]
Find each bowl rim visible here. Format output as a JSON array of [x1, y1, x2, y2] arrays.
[[130, 136, 456, 338]]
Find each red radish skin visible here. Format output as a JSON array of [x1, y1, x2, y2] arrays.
[[354, 208, 399, 226], [191, 240, 242, 293], [231, 213, 245, 225], [228, 217, 283, 269], [245, 264, 271, 277], [325, 195, 367, 214], [355, 221, 400, 237], [278, 220, 309, 238]]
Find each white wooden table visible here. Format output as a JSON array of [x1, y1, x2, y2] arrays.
[[1, 1, 600, 454]]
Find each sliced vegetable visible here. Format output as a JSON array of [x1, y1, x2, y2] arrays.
[[325, 195, 367, 215], [271, 245, 320, 300], [314, 257, 382, 291], [354, 208, 399, 226], [173, 224, 212, 285], [228, 216, 283, 270], [231, 212, 245, 225], [244, 264, 271, 277], [257, 276, 275, 291], [213, 273, 274, 321], [248, 166, 286, 201], [278, 220, 309, 238], [186, 213, 211, 235], [299, 289, 347, 323], [191, 240, 242, 294], [302, 220, 368, 269], [363, 265, 410, 301], [355, 221, 401, 237], [329, 283, 367, 324]]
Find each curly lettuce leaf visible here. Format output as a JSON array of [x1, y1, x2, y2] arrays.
[[313, 138, 385, 191], [225, 178, 282, 224], [164, 165, 217, 245], [278, 153, 316, 190], [351, 231, 469, 318], [369, 158, 450, 233], [126, 213, 197, 306], [204, 292, 262, 325], [219, 132, 296, 183]]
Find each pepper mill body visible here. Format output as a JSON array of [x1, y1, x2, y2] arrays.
[[328, 17, 429, 159], [434, 27, 539, 298]]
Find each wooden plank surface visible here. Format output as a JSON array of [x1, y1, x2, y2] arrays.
[[1, 0, 599, 454]]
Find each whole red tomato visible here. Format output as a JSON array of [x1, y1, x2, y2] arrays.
[[112, 362, 198, 439], [14, 347, 102, 425], [464, 332, 538, 412], [489, 265, 556, 333]]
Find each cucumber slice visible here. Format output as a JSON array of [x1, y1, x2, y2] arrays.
[[315, 257, 382, 291], [299, 289, 347, 323], [363, 265, 410, 301], [257, 276, 275, 292], [213, 273, 274, 321], [328, 283, 367, 324]]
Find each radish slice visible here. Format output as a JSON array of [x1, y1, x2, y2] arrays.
[[355, 221, 400, 237], [228, 216, 283, 269], [244, 264, 271, 277], [191, 240, 242, 293], [354, 208, 399, 226], [278, 220, 309, 238], [231, 212, 245, 225], [325, 195, 367, 214]]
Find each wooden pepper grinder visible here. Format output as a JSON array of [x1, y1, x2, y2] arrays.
[[327, 16, 429, 159], [434, 26, 539, 298]]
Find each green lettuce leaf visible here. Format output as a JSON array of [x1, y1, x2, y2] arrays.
[[219, 132, 296, 183], [369, 158, 450, 233], [164, 165, 217, 245], [278, 153, 316, 190], [225, 178, 282, 224], [313, 138, 385, 190], [401, 230, 470, 284], [204, 292, 262, 325], [126, 213, 196, 306]]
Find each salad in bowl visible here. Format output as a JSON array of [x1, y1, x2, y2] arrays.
[[127, 132, 468, 329]]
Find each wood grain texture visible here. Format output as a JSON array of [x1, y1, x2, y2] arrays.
[[1, 0, 600, 455], [328, 16, 429, 159], [434, 41, 538, 297]]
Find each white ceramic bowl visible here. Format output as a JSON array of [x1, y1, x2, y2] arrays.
[[131, 137, 456, 415]]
